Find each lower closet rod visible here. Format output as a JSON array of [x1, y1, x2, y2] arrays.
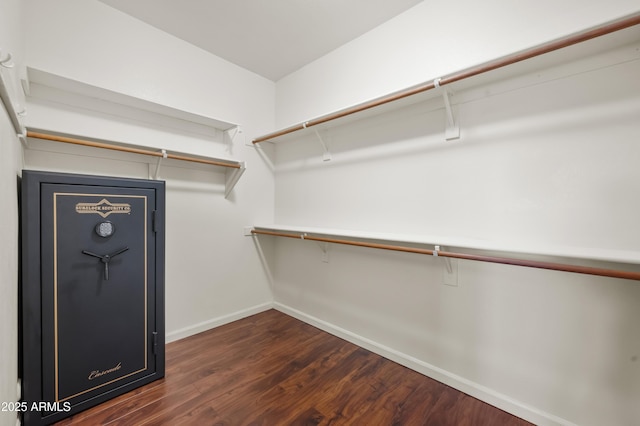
[[251, 229, 640, 281]]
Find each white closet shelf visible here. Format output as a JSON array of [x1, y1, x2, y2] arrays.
[[252, 12, 640, 145], [250, 224, 640, 266], [26, 130, 246, 198], [23, 69, 247, 198], [27, 68, 238, 131]]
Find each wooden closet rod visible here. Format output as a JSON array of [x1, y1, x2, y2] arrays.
[[251, 229, 640, 281], [253, 12, 640, 144], [26, 131, 242, 169]]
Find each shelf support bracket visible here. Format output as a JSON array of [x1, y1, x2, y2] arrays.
[[308, 125, 331, 161], [226, 125, 242, 141], [433, 245, 453, 273], [225, 161, 246, 198], [225, 125, 243, 151], [18, 133, 27, 169], [434, 79, 460, 140], [315, 241, 330, 263], [153, 149, 167, 180], [434, 245, 458, 286], [18, 132, 28, 149]]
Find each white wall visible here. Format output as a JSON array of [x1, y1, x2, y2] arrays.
[[24, 0, 273, 129], [10, 0, 640, 425], [0, 0, 25, 425], [23, 0, 276, 340], [270, 1, 640, 425]]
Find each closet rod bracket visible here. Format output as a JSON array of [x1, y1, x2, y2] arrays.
[[434, 245, 453, 274], [315, 241, 330, 263], [224, 161, 246, 198], [18, 133, 28, 149], [153, 149, 168, 180], [434, 79, 460, 141], [310, 126, 331, 161]]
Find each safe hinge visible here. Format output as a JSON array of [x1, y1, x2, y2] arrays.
[[152, 331, 158, 355], [152, 210, 159, 233]]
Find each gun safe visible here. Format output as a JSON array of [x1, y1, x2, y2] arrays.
[[20, 170, 165, 425]]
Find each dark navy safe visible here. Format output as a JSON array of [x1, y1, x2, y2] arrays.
[[20, 170, 165, 425]]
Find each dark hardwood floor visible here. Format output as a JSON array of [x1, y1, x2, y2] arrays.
[[56, 309, 531, 425]]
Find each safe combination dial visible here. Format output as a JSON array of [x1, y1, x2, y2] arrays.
[[95, 221, 115, 238]]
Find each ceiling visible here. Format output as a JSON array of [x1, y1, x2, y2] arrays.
[[98, 0, 423, 82]]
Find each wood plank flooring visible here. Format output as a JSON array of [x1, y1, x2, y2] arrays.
[[56, 309, 532, 425]]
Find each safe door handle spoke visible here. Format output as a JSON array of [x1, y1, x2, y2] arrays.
[[81, 250, 103, 259], [82, 247, 129, 280], [107, 247, 129, 258]]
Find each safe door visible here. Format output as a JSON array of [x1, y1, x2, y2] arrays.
[[21, 171, 165, 426]]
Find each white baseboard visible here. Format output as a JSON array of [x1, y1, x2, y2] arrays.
[[166, 302, 273, 343], [273, 302, 575, 426]]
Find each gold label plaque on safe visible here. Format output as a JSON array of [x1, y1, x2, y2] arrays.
[[75, 198, 132, 218]]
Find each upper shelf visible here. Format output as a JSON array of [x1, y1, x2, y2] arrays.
[[27, 68, 238, 131], [23, 68, 247, 198], [253, 12, 640, 145], [26, 130, 246, 198]]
